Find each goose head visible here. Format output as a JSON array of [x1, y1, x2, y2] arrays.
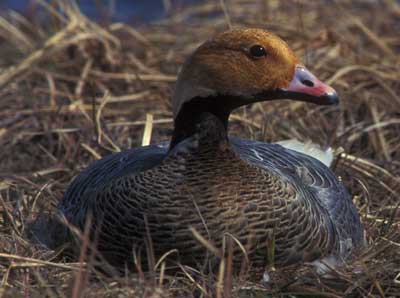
[[173, 28, 338, 120]]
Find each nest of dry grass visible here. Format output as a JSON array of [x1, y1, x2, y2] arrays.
[[0, 0, 399, 297]]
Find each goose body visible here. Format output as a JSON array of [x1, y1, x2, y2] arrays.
[[56, 28, 364, 268]]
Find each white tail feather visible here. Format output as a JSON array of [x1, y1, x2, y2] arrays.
[[275, 139, 334, 167]]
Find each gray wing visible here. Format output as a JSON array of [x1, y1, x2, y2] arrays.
[[230, 138, 365, 256], [32, 142, 168, 250], [58, 142, 169, 218]]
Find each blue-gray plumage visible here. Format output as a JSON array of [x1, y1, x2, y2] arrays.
[[47, 28, 365, 269]]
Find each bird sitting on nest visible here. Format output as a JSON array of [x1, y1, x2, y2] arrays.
[[33, 28, 365, 273]]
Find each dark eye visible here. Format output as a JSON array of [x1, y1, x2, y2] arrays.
[[249, 45, 267, 58]]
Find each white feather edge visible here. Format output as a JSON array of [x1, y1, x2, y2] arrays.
[[275, 139, 334, 168]]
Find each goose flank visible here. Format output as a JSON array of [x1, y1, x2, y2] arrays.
[[53, 28, 365, 269]]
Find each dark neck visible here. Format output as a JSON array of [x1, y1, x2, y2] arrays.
[[169, 96, 239, 150]]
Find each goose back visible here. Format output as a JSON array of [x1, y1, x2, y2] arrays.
[[58, 117, 363, 267]]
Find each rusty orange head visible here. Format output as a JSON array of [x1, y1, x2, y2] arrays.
[[173, 28, 338, 119]]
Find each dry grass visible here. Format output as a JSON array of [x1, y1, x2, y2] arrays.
[[0, 0, 399, 297]]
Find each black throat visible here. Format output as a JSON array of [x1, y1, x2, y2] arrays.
[[169, 95, 241, 150]]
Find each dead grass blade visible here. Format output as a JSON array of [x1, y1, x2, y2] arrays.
[[0, 253, 81, 271]]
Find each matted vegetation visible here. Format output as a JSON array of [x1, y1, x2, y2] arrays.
[[0, 0, 399, 297]]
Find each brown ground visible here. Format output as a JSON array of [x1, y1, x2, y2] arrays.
[[0, 1, 399, 297]]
